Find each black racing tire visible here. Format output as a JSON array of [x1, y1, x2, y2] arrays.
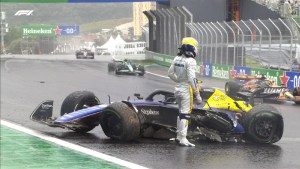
[[132, 64, 137, 69], [244, 104, 284, 144], [60, 91, 101, 133], [115, 68, 121, 75], [108, 63, 116, 72], [100, 102, 140, 141], [225, 81, 242, 98], [137, 65, 145, 76], [292, 87, 300, 104]]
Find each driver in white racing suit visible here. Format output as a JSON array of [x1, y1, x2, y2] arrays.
[[168, 37, 202, 147]]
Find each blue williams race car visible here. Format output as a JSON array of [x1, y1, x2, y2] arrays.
[[30, 88, 284, 144]]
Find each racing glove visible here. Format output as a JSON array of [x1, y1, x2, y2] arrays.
[[194, 90, 202, 105]]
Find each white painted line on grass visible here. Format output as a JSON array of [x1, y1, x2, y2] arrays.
[[1, 119, 149, 169]]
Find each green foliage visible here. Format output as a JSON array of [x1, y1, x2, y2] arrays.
[[6, 35, 57, 54], [80, 18, 132, 34], [292, 16, 300, 19], [6, 38, 23, 54], [93, 38, 105, 47], [4, 27, 23, 45], [245, 57, 263, 68]]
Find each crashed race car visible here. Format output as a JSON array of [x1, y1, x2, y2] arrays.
[[30, 87, 284, 144], [108, 59, 145, 76], [225, 74, 300, 105], [75, 48, 94, 59], [229, 74, 266, 84]]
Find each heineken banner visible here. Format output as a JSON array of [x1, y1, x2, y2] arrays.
[[211, 64, 231, 79], [251, 68, 284, 86], [145, 51, 201, 73], [151, 52, 174, 67], [22, 25, 55, 36]]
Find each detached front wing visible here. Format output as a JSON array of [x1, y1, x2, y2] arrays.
[[30, 100, 63, 128]]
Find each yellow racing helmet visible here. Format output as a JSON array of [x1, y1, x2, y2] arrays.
[[179, 37, 198, 58], [182, 37, 198, 50]]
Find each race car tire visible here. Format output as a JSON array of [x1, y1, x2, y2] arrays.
[[244, 104, 283, 144], [132, 64, 137, 69], [225, 81, 241, 99], [292, 87, 300, 104], [101, 102, 140, 141], [60, 91, 101, 133], [137, 65, 145, 76], [115, 68, 121, 75], [108, 63, 116, 72]]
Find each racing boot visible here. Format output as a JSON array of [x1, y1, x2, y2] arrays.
[[177, 119, 195, 147], [169, 116, 180, 143], [175, 116, 181, 143]]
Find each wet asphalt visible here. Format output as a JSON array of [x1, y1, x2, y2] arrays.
[[1, 55, 300, 169]]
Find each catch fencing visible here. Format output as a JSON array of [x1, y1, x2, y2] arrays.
[[187, 18, 300, 70], [144, 6, 300, 70]]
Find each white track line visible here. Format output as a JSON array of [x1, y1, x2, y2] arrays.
[[146, 71, 169, 79], [1, 119, 149, 169], [281, 137, 300, 142]]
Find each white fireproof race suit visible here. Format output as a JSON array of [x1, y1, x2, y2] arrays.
[[168, 55, 202, 147]]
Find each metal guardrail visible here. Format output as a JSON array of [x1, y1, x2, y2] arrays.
[[144, 6, 300, 70], [188, 18, 299, 70]]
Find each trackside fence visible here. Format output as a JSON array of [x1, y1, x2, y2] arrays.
[[144, 7, 300, 71], [145, 50, 300, 91]]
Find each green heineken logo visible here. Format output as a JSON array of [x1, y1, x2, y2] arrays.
[[251, 68, 284, 86], [22, 25, 55, 36], [212, 65, 230, 79]]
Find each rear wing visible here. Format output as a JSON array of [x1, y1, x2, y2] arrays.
[[30, 100, 53, 122]]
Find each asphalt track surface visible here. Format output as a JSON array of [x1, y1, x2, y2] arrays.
[[1, 55, 300, 169]]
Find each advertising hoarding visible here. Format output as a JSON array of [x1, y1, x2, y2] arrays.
[[22, 25, 55, 36]]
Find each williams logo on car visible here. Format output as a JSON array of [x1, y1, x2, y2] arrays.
[[263, 87, 286, 94], [141, 108, 159, 116], [41, 103, 53, 109]]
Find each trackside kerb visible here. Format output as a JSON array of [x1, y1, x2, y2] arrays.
[[0, 125, 126, 169]]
